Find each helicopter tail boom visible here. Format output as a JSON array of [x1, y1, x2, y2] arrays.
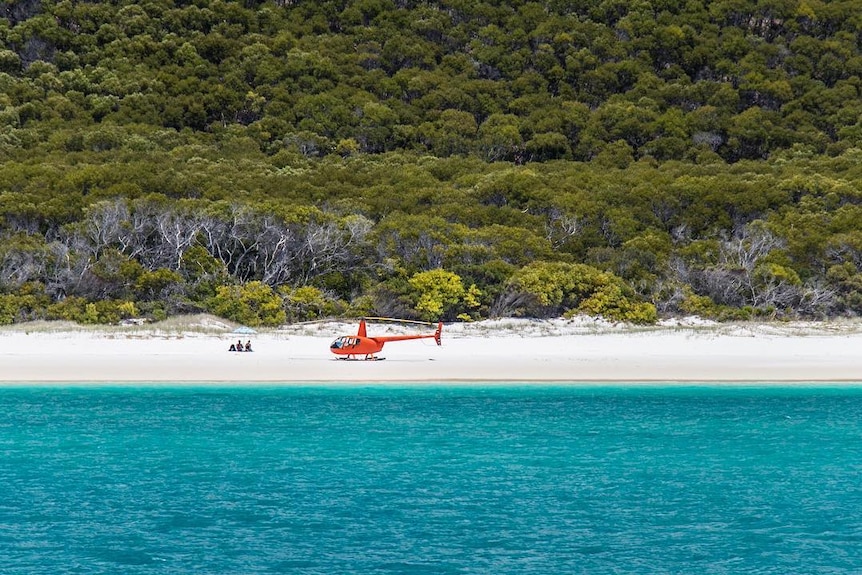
[[369, 321, 443, 346]]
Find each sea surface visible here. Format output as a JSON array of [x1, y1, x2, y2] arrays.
[[1, 385, 861, 574]]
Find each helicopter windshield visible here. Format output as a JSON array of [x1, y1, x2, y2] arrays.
[[331, 336, 354, 349]]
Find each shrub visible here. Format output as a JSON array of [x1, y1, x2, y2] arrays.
[[46, 297, 138, 324], [576, 283, 658, 324], [408, 268, 481, 322], [0, 283, 51, 324], [496, 261, 657, 323], [281, 285, 345, 322], [207, 281, 286, 327]]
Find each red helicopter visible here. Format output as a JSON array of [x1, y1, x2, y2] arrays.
[[330, 318, 443, 360]]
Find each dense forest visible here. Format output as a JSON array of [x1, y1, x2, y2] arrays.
[[2, 0, 862, 326]]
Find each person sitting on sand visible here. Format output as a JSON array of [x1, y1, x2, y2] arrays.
[[245, 340, 252, 352], [229, 344, 237, 352], [237, 340, 244, 351]]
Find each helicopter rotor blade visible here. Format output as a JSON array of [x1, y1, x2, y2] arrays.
[[362, 316, 438, 327]]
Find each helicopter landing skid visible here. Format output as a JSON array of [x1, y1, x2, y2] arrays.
[[337, 356, 386, 361]]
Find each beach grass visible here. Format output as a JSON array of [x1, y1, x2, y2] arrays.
[[5, 314, 862, 339]]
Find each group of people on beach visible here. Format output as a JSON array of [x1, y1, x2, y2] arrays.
[[229, 340, 252, 352]]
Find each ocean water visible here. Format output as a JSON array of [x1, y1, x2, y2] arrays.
[[1, 385, 861, 574]]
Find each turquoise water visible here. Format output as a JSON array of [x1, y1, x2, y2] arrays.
[[2, 385, 862, 574]]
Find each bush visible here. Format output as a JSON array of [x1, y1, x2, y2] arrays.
[[0, 293, 48, 324], [408, 269, 481, 322], [134, 268, 183, 301], [496, 261, 656, 323], [207, 281, 286, 327], [281, 285, 345, 322], [575, 283, 658, 324], [46, 297, 138, 324]]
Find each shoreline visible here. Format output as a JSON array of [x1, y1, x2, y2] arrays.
[[3, 381, 862, 388], [2, 317, 862, 384]]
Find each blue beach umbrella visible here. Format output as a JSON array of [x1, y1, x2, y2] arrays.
[[232, 326, 257, 335]]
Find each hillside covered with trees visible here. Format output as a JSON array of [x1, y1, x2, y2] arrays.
[[2, 0, 862, 326]]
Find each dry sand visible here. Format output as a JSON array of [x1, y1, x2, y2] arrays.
[[2, 317, 862, 384]]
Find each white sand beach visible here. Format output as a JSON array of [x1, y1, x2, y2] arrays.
[[2, 316, 862, 384]]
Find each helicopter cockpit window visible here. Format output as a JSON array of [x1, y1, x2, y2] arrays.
[[331, 336, 361, 349]]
